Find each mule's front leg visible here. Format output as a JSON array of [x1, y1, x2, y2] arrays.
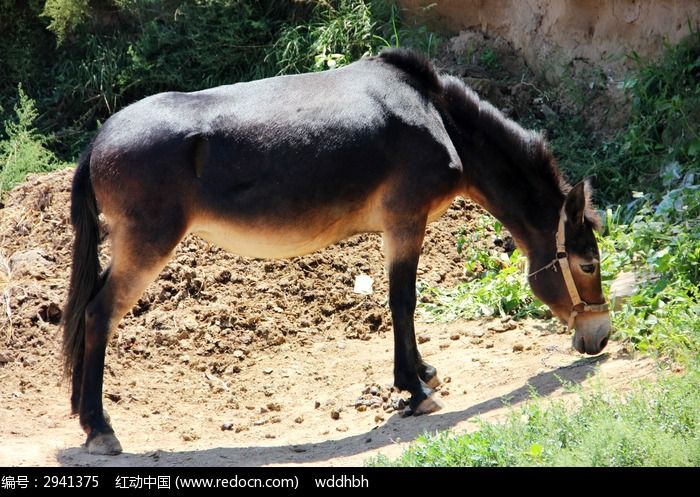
[[384, 220, 443, 416]]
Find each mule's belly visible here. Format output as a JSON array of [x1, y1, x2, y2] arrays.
[[191, 214, 379, 260]]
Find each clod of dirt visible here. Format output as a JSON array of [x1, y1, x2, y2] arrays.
[[417, 334, 430, 344], [489, 320, 518, 333], [513, 343, 525, 352], [181, 430, 200, 442], [8, 249, 52, 278]]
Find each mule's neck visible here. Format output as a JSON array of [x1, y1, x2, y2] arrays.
[[456, 137, 565, 258], [463, 174, 563, 258]]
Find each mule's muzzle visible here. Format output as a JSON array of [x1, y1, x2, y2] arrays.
[[572, 323, 611, 355]]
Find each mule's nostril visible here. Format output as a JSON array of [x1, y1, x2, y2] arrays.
[[599, 335, 609, 350]]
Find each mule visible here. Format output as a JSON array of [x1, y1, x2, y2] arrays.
[[63, 48, 610, 454]]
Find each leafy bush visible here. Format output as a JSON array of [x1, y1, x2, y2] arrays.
[[599, 182, 700, 361], [0, 86, 64, 198], [41, 0, 89, 43]]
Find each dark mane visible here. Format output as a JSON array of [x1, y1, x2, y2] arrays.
[[378, 48, 600, 228], [378, 48, 441, 93]]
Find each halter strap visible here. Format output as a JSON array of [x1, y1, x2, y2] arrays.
[[529, 205, 609, 329]]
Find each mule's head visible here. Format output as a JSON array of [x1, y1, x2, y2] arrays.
[[527, 181, 611, 355]]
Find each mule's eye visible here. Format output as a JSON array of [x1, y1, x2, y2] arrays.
[[580, 263, 596, 274]]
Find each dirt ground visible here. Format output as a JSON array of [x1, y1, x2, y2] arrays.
[[0, 168, 655, 467]]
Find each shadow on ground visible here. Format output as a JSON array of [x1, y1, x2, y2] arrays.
[[57, 354, 609, 466]]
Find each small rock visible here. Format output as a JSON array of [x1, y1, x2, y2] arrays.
[[450, 333, 461, 341], [417, 334, 430, 344], [330, 409, 341, 420], [356, 405, 367, 412], [314, 400, 321, 409], [294, 416, 304, 424], [221, 423, 234, 431], [513, 343, 524, 352], [485, 342, 494, 349], [233, 349, 245, 359], [0, 351, 14, 364], [235, 426, 249, 433], [181, 430, 200, 442], [266, 402, 282, 412], [374, 415, 385, 423], [263, 368, 273, 375], [105, 392, 121, 403], [336, 425, 349, 432], [265, 433, 276, 439], [369, 386, 379, 396]]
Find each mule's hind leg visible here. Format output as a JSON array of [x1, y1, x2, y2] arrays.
[[383, 216, 443, 416], [79, 228, 183, 454], [70, 267, 111, 415]]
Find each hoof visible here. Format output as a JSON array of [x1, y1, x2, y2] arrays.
[[425, 374, 441, 389], [414, 395, 444, 416], [86, 432, 123, 455], [401, 394, 444, 417]]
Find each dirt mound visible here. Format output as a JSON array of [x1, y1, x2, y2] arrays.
[[0, 168, 490, 377]]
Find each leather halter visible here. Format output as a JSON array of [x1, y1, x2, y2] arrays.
[[528, 205, 609, 329]]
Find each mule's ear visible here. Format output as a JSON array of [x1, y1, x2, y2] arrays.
[[565, 181, 586, 229]]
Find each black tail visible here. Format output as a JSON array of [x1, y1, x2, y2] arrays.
[[62, 146, 102, 377]]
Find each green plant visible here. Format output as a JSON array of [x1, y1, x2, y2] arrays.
[[0, 86, 64, 198], [598, 180, 700, 361], [41, 0, 89, 43], [268, 0, 383, 74], [479, 48, 499, 69]]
